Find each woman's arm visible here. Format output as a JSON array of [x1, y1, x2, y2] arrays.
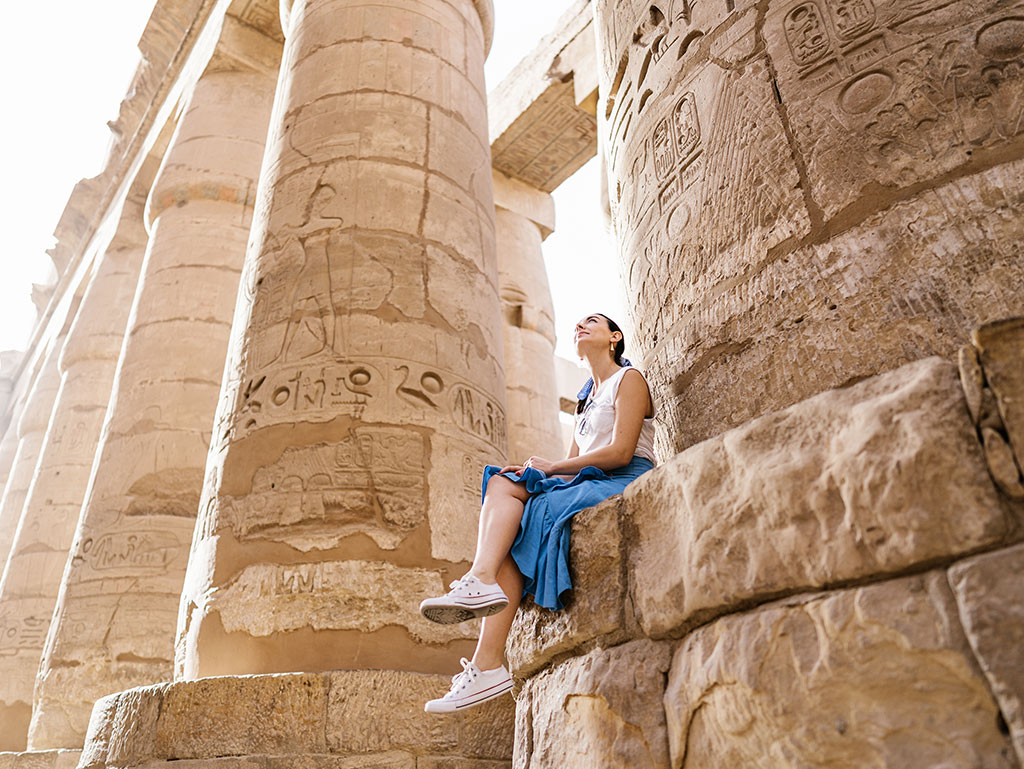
[[526, 369, 650, 475]]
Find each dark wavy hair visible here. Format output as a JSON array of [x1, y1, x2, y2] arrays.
[[575, 313, 626, 414]]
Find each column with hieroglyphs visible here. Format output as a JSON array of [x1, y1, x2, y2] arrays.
[[28, 67, 278, 750], [594, 0, 1024, 455], [0, 334, 66, 751], [175, 0, 505, 681], [0, 212, 147, 753], [493, 170, 563, 462]]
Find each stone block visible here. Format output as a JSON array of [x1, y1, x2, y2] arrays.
[[325, 670, 513, 760], [974, 318, 1024, 468], [949, 543, 1024, 766], [624, 357, 1009, 638], [77, 693, 118, 769], [417, 759, 511, 769], [0, 752, 66, 769], [664, 572, 1016, 769], [154, 674, 328, 758], [507, 497, 630, 676], [208, 560, 475, 646], [107, 684, 166, 766], [515, 640, 671, 769]]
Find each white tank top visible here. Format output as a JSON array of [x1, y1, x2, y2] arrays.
[[574, 367, 656, 463]]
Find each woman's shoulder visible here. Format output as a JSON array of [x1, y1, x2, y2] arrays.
[[615, 367, 655, 416]]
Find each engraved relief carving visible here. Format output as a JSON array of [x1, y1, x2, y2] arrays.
[[219, 427, 427, 550]]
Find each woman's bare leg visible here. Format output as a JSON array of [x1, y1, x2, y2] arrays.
[[472, 553, 524, 671], [470, 475, 530, 583]]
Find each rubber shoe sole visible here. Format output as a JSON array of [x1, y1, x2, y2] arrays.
[[424, 676, 514, 713], [420, 597, 509, 625]]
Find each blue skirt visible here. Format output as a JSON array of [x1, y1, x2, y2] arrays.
[[480, 456, 655, 610]]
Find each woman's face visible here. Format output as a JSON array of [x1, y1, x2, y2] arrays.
[[573, 314, 620, 359]]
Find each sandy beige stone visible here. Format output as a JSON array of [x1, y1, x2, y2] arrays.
[[30, 63, 278, 750], [489, 0, 597, 191], [623, 357, 1009, 638], [515, 640, 671, 769], [0, 751, 80, 769], [326, 670, 513, 760], [949, 543, 1024, 766], [982, 426, 1024, 499], [959, 344, 985, 425], [0, 230, 145, 750], [208, 560, 475, 645], [0, 344, 63, 584], [665, 572, 1016, 769], [764, 0, 1024, 219], [155, 675, 327, 759], [595, 0, 1024, 454], [974, 318, 1024, 468], [495, 184, 562, 463], [0, 340, 65, 752], [507, 497, 628, 677], [176, 0, 505, 680], [77, 695, 117, 769]]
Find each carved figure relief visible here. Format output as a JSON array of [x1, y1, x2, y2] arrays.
[[219, 427, 427, 550], [253, 185, 343, 369]]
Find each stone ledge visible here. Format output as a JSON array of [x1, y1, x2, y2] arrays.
[[507, 496, 633, 677], [510, 356, 1012, 673], [79, 671, 514, 769]]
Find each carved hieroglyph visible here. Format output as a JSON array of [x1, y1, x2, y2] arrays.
[[595, 0, 1024, 454], [175, 0, 504, 681], [0, 230, 146, 753], [28, 69, 277, 751]]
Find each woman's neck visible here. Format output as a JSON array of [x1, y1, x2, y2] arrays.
[[584, 354, 621, 392]]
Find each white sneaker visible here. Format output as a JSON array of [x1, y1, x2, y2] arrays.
[[420, 573, 509, 625], [424, 657, 513, 713]]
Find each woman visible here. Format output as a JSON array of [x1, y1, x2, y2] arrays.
[[418, 313, 656, 713]]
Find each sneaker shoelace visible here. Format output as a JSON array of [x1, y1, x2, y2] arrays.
[[447, 657, 478, 697]]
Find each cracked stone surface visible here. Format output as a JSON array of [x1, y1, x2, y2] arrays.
[[623, 356, 1009, 638], [174, 0, 505, 681], [514, 640, 671, 769], [664, 572, 1018, 769]]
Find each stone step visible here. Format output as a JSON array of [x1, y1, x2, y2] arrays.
[[78, 670, 513, 769]]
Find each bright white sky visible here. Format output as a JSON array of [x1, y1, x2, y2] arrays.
[[0, 1, 625, 363]]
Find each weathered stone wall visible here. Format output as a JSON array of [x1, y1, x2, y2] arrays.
[[509, 338, 1024, 768], [595, 0, 1024, 456]]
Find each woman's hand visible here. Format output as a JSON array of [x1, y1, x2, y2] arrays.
[[498, 464, 525, 475], [523, 456, 558, 475]]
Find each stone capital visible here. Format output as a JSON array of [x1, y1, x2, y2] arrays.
[[492, 169, 555, 239], [278, 0, 494, 53]]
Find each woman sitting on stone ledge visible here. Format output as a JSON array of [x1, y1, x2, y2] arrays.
[[419, 312, 657, 713]]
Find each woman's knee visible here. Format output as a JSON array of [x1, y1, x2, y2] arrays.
[[485, 474, 529, 503]]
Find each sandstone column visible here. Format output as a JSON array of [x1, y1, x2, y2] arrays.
[[0, 342, 65, 584], [493, 170, 563, 462], [0, 336, 65, 751], [0, 220, 146, 753], [29, 68, 277, 750], [594, 0, 1024, 454], [175, 0, 504, 681]]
